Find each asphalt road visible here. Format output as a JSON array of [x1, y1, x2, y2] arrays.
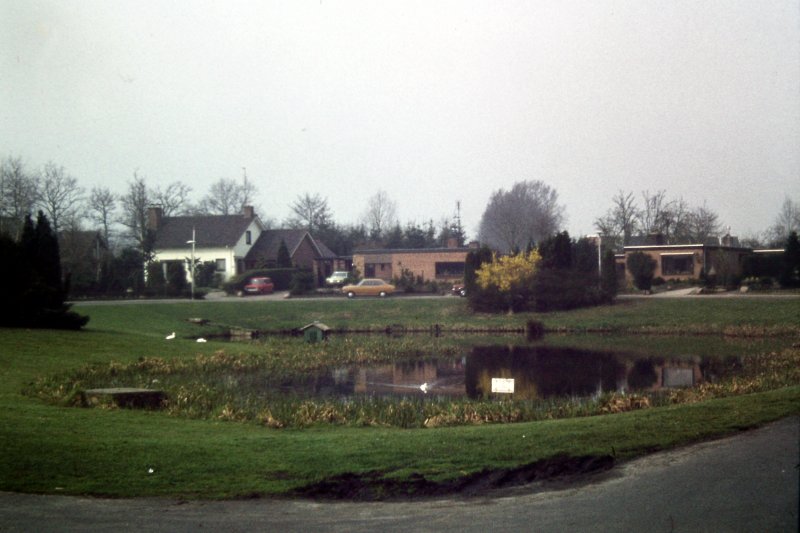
[[2, 417, 797, 533]]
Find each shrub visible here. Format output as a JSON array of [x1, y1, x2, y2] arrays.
[[626, 252, 657, 292], [289, 269, 316, 295]]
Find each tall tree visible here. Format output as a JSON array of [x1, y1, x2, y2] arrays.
[[37, 163, 85, 234], [88, 186, 118, 248], [768, 196, 800, 246], [640, 190, 669, 235], [285, 193, 333, 234], [362, 190, 398, 241], [153, 181, 192, 217], [686, 202, 723, 244], [0, 156, 39, 237], [479, 180, 564, 254], [594, 190, 640, 249], [196, 174, 259, 216]]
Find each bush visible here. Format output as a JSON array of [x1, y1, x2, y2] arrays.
[[626, 252, 657, 292], [289, 269, 316, 295]]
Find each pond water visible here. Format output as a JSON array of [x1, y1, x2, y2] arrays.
[[211, 336, 775, 402]]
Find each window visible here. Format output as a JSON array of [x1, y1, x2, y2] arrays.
[[365, 263, 376, 277], [435, 261, 465, 279], [215, 259, 226, 272], [661, 255, 694, 276], [246, 231, 252, 245]]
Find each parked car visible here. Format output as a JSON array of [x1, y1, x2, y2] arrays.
[[342, 279, 395, 298], [452, 283, 466, 297], [325, 271, 349, 286], [242, 277, 274, 295]]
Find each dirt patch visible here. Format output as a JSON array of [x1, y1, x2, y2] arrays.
[[294, 454, 614, 501]]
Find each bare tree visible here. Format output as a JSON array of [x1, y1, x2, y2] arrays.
[[36, 162, 86, 234], [88, 186, 118, 247], [362, 190, 398, 241], [640, 190, 669, 235], [118, 172, 152, 252], [660, 196, 692, 244], [594, 190, 640, 248], [285, 192, 333, 234], [479, 180, 565, 254], [153, 181, 192, 217], [1, 156, 39, 237], [686, 201, 723, 244], [195, 174, 260, 216], [767, 196, 800, 246]]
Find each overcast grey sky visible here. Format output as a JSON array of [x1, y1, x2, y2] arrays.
[[2, 1, 798, 241]]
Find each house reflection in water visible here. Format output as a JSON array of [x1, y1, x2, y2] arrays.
[[345, 346, 703, 401]]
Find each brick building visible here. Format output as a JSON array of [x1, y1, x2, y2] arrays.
[[352, 239, 478, 283]]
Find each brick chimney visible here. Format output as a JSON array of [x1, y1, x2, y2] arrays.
[[447, 237, 459, 249], [148, 206, 163, 231], [243, 205, 254, 218]]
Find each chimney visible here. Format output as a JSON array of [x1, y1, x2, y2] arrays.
[[447, 237, 459, 249], [243, 206, 254, 218], [148, 206, 163, 231]]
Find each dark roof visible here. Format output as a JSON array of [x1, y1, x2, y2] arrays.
[[154, 215, 258, 249], [245, 229, 320, 261], [314, 238, 338, 260]]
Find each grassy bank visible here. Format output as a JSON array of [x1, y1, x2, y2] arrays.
[[1, 297, 798, 499]]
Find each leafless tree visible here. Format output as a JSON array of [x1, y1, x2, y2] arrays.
[[362, 190, 398, 241], [767, 196, 800, 246], [593, 190, 640, 248], [660, 196, 693, 244], [640, 190, 670, 235], [285, 192, 333, 234], [479, 180, 565, 254], [685, 201, 723, 244], [118, 172, 152, 251], [195, 175, 259, 216], [0, 156, 39, 237], [88, 186, 118, 248], [36, 162, 86, 234], [152, 181, 192, 217]]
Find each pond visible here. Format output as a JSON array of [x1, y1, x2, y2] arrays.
[[206, 335, 776, 402]]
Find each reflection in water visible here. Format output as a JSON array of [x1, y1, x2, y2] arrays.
[[222, 344, 713, 402]]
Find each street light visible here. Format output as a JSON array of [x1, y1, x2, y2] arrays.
[[186, 227, 196, 300]]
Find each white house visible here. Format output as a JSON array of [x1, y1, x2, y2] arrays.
[[149, 205, 266, 282]]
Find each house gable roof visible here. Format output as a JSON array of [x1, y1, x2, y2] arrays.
[[245, 229, 324, 262], [154, 215, 262, 250]]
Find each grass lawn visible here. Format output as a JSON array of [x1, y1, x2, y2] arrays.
[[1, 297, 798, 499]]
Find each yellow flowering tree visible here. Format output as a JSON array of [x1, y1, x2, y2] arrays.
[[475, 251, 542, 313]]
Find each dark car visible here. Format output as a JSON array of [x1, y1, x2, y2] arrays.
[[243, 277, 274, 295], [452, 283, 466, 297]]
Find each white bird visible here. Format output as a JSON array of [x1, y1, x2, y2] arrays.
[[197, 338, 207, 343], [166, 332, 175, 340]]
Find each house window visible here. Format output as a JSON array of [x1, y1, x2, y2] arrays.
[[435, 261, 465, 279], [215, 259, 226, 272], [661, 255, 694, 276], [365, 263, 376, 277], [246, 231, 252, 245]]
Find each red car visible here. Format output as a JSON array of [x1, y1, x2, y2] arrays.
[[243, 277, 274, 295]]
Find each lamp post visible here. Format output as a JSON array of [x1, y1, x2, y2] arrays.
[[186, 227, 196, 300]]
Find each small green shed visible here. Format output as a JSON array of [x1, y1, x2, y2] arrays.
[[300, 322, 332, 343]]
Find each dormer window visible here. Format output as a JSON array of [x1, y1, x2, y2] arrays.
[[246, 231, 252, 245]]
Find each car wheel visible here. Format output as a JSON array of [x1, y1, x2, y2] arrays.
[[379, 291, 388, 298], [459, 289, 466, 297], [347, 291, 355, 298]]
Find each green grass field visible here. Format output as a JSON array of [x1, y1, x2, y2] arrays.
[[1, 297, 798, 499]]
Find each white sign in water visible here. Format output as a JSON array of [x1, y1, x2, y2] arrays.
[[492, 378, 515, 394]]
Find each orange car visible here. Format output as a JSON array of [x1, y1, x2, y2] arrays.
[[342, 279, 395, 298]]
